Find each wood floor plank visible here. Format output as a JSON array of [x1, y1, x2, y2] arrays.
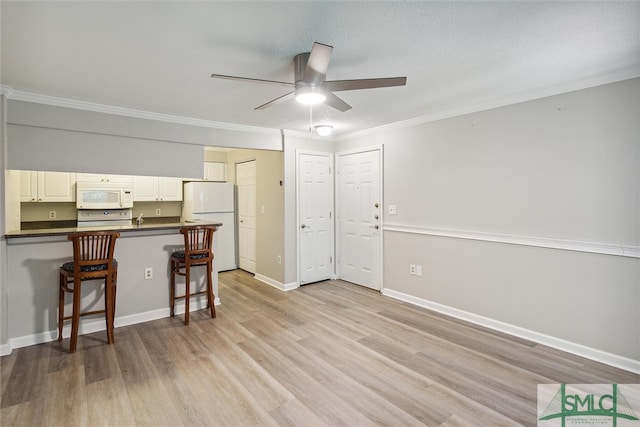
[[1, 269, 638, 426], [238, 336, 376, 426]]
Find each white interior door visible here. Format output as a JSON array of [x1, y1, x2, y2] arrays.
[[337, 149, 382, 290], [237, 160, 256, 273], [297, 151, 333, 285]]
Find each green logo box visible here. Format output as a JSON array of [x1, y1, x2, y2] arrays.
[[538, 384, 640, 427]]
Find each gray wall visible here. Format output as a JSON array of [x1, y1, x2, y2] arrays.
[[5, 100, 282, 178], [343, 78, 640, 362]]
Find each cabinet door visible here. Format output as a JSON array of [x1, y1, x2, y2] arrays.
[[77, 173, 133, 184], [133, 176, 159, 201], [36, 172, 76, 202], [104, 174, 133, 184], [76, 173, 105, 183], [158, 177, 183, 201], [204, 162, 227, 181], [19, 171, 37, 202]]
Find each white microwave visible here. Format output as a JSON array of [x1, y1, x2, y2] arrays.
[[76, 182, 133, 209]]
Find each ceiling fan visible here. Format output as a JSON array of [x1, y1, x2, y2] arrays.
[[211, 42, 407, 112]]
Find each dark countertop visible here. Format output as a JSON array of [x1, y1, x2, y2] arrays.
[[5, 220, 223, 239]]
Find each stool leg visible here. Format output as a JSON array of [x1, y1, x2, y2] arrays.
[[207, 260, 216, 319], [184, 262, 190, 326], [58, 273, 65, 342], [104, 277, 114, 345], [111, 270, 117, 340], [69, 279, 81, 353], [170, 259, 176, 317]]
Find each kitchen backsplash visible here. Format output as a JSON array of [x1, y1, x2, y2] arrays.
[[21, 201, 182, 223]]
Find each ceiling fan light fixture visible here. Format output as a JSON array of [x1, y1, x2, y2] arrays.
[[295, 85, 326, 105], [314, 124, 333, 137]]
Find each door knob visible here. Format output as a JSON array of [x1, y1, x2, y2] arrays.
[[374, 203, 379, 208], [301, 224, 311, 229], [369, 225, 379, 229]]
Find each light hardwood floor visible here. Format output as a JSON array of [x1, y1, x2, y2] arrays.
[[2, 269, 638, 426]]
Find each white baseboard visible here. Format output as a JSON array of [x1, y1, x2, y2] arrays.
[[254, 273, 299, 291], [0, 343, 12, 356], [382, 288, 640, 375], [6, 299, 221, 351]]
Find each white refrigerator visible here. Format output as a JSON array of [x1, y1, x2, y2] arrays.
[[182, 182, 237, 271]]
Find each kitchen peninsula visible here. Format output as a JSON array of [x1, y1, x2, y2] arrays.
[[4, 220, 223, 350]]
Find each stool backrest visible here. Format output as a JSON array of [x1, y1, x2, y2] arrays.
[[180, 226, 216, 260], [67, 231, 120, 278]]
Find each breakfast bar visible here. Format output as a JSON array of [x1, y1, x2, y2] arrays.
[[4, 221, 223, 350]]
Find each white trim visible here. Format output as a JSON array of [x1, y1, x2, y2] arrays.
[[4, 87, 281, 136], [255, 273, 299, 291], [384, 223, 640, 259], [382, 288, 640, 374], [0, 343, 12, 356], [0, 84, 13, 97], [6, 300, 220, 351]]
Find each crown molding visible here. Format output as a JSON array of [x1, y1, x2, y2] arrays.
[[4, 87, 282, 136], [335, 72, 640, 142], [4, 71, 638, 141]]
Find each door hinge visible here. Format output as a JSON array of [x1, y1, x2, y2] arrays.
[[330, 256, 333, 264], [329, 166, 332, 174], [329, 211, 332, 219]]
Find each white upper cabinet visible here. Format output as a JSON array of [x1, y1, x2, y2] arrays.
[[204, 162, 227, 181], [76, 173, 133, 184], [133, 176, 183, 201], [20, 171, 76, 202], [158, 177, 183, 200]]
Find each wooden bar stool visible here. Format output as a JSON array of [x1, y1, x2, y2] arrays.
[[170, 225, 217, 325], [58, 231, 120, 353]]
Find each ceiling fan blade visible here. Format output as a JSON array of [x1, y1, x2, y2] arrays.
[[324, 92, 352, 112], [211, 73, 294, 88], [254, 91, 295, 110], [325, 77, 407, 92], [302, 42, 333, 84]]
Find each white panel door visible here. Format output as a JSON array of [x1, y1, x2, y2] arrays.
[[337, 149, 381, 290], [298, 152, 333, 285], [237, 161, 256, 273]]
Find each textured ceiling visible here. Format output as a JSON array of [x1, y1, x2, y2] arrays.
[[1, 1, 639, 137]]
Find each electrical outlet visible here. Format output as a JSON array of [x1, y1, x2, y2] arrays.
[[155, 208, 161, 216], [144, 267, 153, 279], [49, 211, 56, 219], [409, 264, 416, 275], [388, 205, 397, 215], [277, 255, 282, 264]]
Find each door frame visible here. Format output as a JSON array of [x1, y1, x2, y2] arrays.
[[296, 149, 335, 286], [335, 145, 384, 291]]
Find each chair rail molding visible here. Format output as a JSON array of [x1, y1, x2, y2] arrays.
[[383, 223, 640, 259]]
